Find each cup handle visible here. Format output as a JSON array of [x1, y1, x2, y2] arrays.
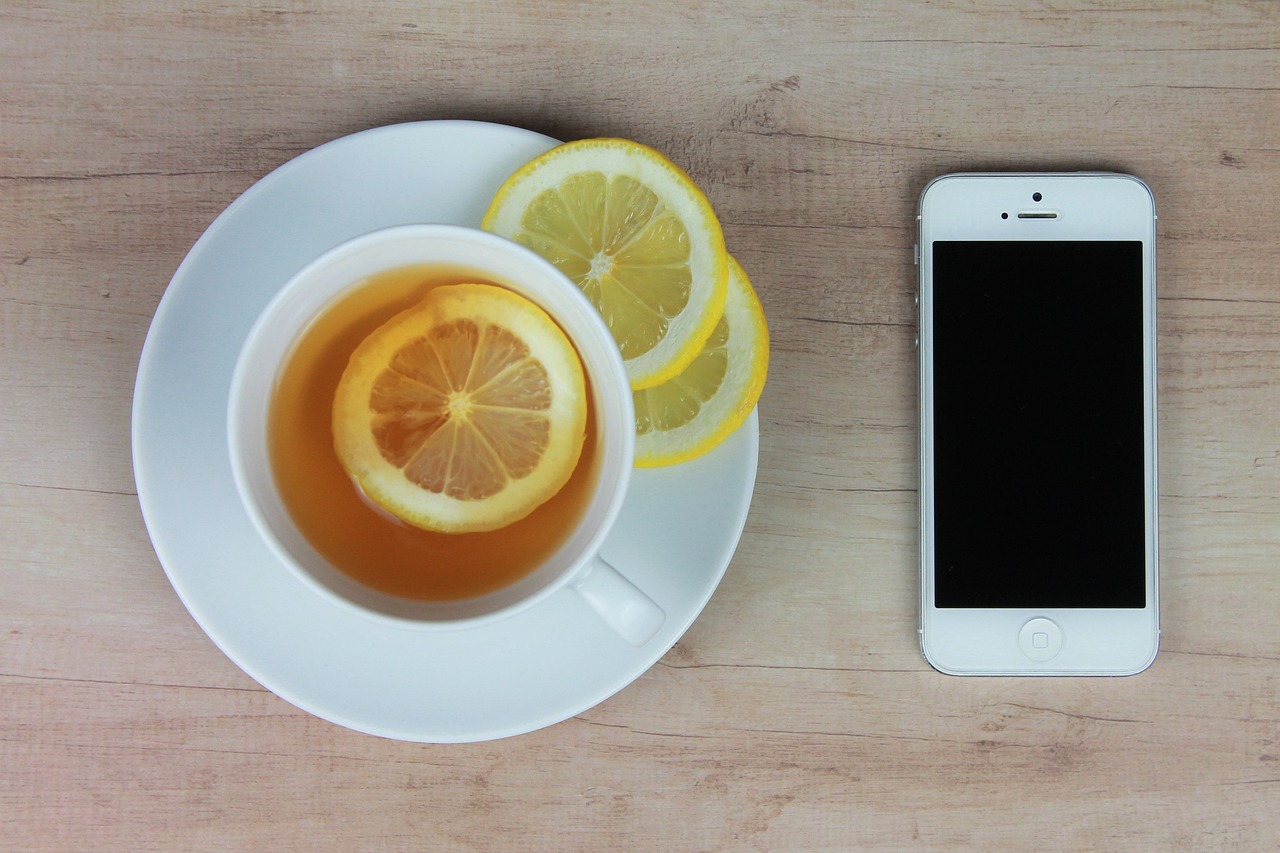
[[569, 554, 666, 646]]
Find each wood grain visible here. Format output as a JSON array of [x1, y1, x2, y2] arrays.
[[2, 2, 1278, 850]]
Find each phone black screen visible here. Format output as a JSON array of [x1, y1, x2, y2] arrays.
[[931, 240, 1147, 608]]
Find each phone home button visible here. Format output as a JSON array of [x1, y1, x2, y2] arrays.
[[1018, 617, 1063, 662]]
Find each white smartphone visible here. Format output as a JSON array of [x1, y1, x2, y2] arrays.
[[917, 173, 1159, 676]]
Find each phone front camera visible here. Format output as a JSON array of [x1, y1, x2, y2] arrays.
[[1032, 192, 1043, 202], [1001, 212, 1009, 219]]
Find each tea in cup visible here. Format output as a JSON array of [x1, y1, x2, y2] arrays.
[[228, 224, 665, 644]]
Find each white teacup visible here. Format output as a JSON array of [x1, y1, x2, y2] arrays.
[[228, 224, 665, 645]]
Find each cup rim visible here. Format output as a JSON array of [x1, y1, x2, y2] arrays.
[[227, 223, 635, 631]]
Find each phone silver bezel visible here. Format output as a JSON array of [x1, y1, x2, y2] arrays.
[[917, 172, 1160, 676]]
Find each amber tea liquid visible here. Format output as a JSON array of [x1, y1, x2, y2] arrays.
[[268, 264, 599, 601]]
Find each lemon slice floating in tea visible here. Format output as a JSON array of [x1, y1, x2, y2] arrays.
[[633, 257, 769, 467], [332, 283, 587, 534], [481, 138, 728, 390]]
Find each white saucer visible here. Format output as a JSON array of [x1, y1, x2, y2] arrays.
[[132, 121, 759, 742]]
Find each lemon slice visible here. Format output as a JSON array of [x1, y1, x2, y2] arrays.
[[482, 138, 728, 390], [332, 283, 587, 533], [633, 257, 768, 467]]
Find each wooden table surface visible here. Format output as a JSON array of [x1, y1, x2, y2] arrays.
[[3, 2, 1278, 850]]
